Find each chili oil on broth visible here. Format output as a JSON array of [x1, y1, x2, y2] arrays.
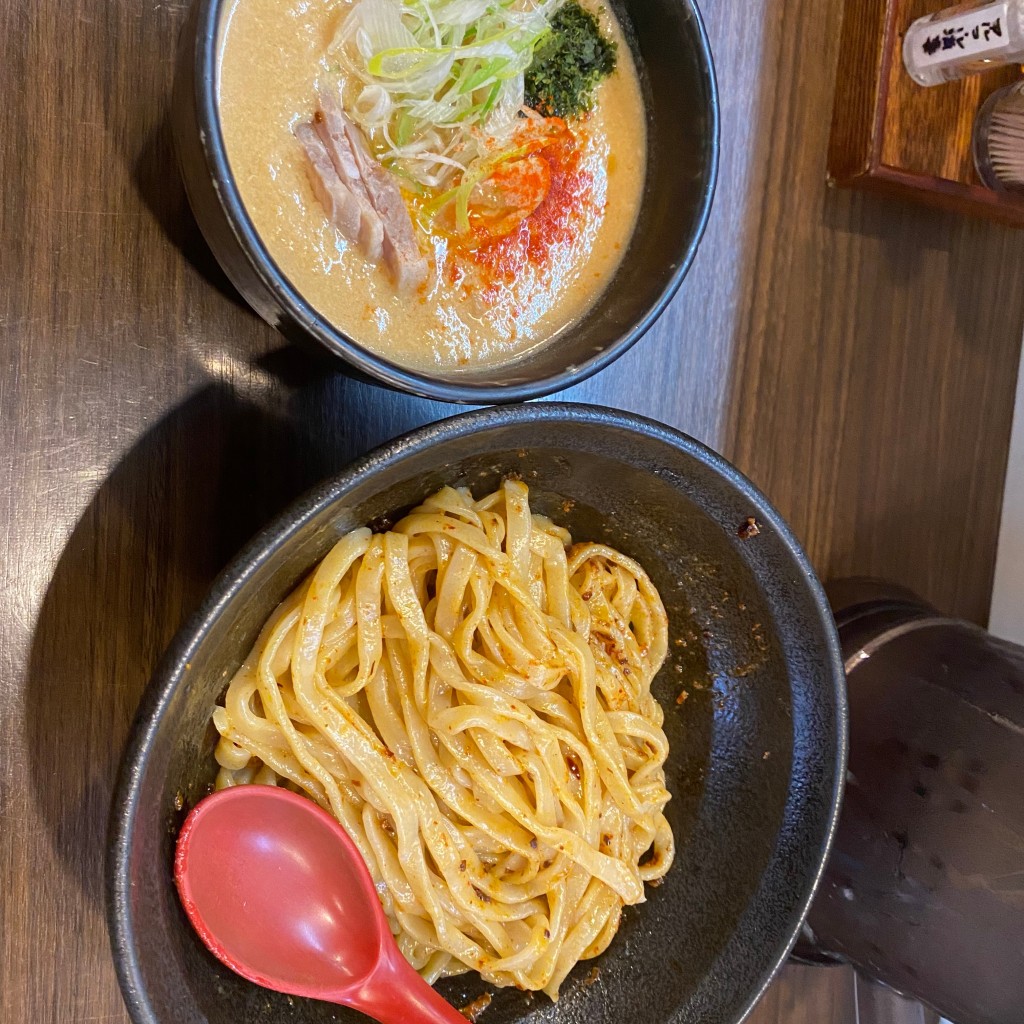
[[217, 0, 647, 372]]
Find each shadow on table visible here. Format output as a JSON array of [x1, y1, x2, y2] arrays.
[[821, 184, 1024, 356], [22, 373, 449, 907], [134, 105, 248, 315]]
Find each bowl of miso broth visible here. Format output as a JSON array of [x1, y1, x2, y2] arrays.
[[171, 0, 719, 402]]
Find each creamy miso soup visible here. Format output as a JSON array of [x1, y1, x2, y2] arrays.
[[218, 0, 647, 372]]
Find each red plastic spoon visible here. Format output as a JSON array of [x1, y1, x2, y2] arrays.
[[174, 785, 468, 1024]]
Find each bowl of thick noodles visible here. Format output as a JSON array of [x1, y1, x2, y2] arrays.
[[108, 403, 846, 1024], [171, 0, 718, 402]]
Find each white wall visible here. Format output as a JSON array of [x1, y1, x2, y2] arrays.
[[989, 354, 1024, 644]]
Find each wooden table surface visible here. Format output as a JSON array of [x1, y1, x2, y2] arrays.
[[3, 0, 1023, 1020]]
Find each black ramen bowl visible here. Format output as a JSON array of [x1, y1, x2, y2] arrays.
[[108, 404, 847, 1024], [170, 1, 719, 403]]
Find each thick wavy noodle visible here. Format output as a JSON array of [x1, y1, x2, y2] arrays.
[[212, 481, 673, 998]]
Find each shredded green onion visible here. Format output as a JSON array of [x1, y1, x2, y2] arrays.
[[329, 0, 564, 199], [415, 142, 530, 231]]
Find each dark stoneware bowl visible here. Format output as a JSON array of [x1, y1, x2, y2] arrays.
[[170, 0, 719, 403], [107, 404, 846, 1024]]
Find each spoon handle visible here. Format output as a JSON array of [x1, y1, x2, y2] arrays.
[[350, 949, 470, 1024]]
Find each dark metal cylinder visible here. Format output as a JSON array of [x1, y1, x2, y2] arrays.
[[802, 579, 1024, 1024]]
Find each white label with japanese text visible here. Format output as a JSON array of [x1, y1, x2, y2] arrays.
[[914, 2, 1012, 67]]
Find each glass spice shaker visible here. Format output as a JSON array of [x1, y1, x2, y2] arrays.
[[903, 0, 1024, 86], [973, 80, 1024, 190]]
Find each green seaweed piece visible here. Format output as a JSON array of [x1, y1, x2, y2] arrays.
[[524, 2, 618, 119]]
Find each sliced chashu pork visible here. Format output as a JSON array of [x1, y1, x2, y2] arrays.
[[316, 89, 429, 295], [296, 88, 428, 295], [294, 124, 376, 254], [310, 100, 384, 263], [318, 89, 430, 296]]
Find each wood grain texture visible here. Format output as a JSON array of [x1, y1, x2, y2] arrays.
[[745, 966, 858, 1024], [829, 0, 891, 182], [723, 0, 1024, 627], [2, 0, 1023, 1022], [829, 0, 1024, 226]]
